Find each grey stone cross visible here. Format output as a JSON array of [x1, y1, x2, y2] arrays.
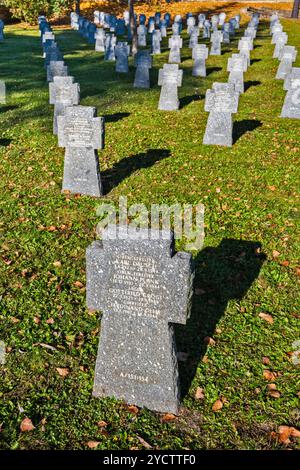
[[158, 64, 183, 111], [86, 225, 194, 414], [57, 106, 105, 197], [203, 82, 239, 147]]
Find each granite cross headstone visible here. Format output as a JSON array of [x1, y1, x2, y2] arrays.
[[47, 60, 69, 83], [192, 44, 208, 77], [203, 82, 239, 147], [168, 35, 182, 64], [227, 54, 247, 93], [57, 106, 104, 197], [115, 42, 130, 73], [158, 64, 183, 111], [86, 225, 194, 414], [134, 50, 152, 89]]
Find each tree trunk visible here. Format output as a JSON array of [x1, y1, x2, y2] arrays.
[[128, 0, 138, 55], [291, 0, 300, 18]]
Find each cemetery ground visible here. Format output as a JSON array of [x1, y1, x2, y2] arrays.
[[0, 14, 299, 451]]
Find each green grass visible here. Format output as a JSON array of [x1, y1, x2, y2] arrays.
[[0, 16, 299, 450]]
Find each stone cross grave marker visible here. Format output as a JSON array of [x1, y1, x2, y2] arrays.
[[284, 67, 300, 91], [57, 106, 105, 197], [159, 19, 167, 38], [44, 43, 63, 68], [198, 14, 206, 29], [137, 25, 147, 47], [203, 82, 239, 147], [227, 54, 248, 93], [203, 20, 211, 39], [281, 75, 300, 119], [105, 34, 117, 61], [86, 225, 194, 414], [187, 16, 196, 35], [158, 64, 183, 111], [115, 42, 130, 73], [273, 32, 288, 59], [192, 44, 208, 77], [0, 20, 4, 41], [238, 37, 253, 66], [168, 35, 183, 64], [276, 46, 297, 80], [210, 31, 223, 55], [222, 23, 231, 44], [189, 26, 199, 49], [95, 28, 105, 52], [152, 29, 162, 55], [49, 76, 80, 135], [47, 61, 69, 83], [219, 12, 226, 27], [134, 50, 152, 89]]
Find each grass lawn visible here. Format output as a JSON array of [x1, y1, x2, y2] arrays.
[[0, 10, 299, 450]]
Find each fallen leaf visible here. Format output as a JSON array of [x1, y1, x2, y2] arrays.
[[267, 383, 277, 390], [268, 390, 281, 398], [46, 318, 54, 324], [262, 356, 270, 365], [290, 427, 300, 438], [204, 336, 216, 346], [268, 185, 276, 191], [11, 317, 20, 323], [295, 268, 300, 276], [86, 441, 100, 449], [280, 260, 289, 267], [74, 281, 84, 288], [195, 387, 205, 400], [202, 355, 209, 363], [127, 405, 139, 414], [56, 367, 69, 377], [161, 413, 176, 422], [259, 312, 274, 324], [33, 317, 40, 324], [272, 250, 280, 258], [97, 420, 108, 428], [20, 418, 35, 432], [137, 435, 152, 449], [278, 426, 292, 444], [212, 399, 223, 412], [53, 261, 61, 267], [263, 370, 276, 381]]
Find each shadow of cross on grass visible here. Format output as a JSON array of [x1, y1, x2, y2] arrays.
[[176, 239, 266, 399], [102, 148, 171, 194]]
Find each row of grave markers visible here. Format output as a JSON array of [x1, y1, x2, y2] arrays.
[[39, 16, 104, 198], [271, 14, 300, 119]]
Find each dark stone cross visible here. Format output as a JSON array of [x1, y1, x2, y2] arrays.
[[86, 225, 194, 414]]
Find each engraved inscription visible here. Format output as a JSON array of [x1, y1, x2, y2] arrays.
[[108, 254, 166, 320], [64, 118, 93, 147]]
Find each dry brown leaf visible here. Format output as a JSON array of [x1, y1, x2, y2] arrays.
[[20, 418, 35, 432], [86, 441, 100, 449], [33, 317, 40, 324], [97, 420, 108, 428], [268, 390, 281, 399], [204, 336, 216, 346], [268, 185, 276, 191], [263, 370, 276, 381], [127, 405, 139, 414], [74, 281, 84, 288], [280, 260, 289, 267], [278, 426, 292, 444], [195, 387, 205, 400], [259, 312, 274, 324], [46, 318, 54, 324], [137, 435, 152, 449], [11, 317, 20, 323], [53, 261, 61, 267], [212, 399, 223, 412], [56, 367, 69, 377], [262, 356, 270, 365], [202, 355, 209, 363], [267, 383, 277, 391], [272, 250, 280, 258], [161, 413, 176, 422], [290, 427, 300, 438]]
